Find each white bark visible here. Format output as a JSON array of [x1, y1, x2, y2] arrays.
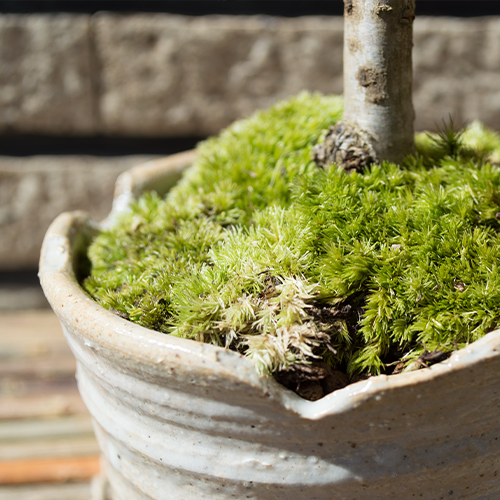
[[343, 0, 415, 164]]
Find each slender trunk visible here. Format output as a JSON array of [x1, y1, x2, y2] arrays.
[[315, 0, 416, 170]]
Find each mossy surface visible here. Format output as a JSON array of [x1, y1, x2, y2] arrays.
[[84, 93, 500, 380]]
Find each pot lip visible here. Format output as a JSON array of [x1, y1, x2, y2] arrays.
[[39, 151, 500, 419]]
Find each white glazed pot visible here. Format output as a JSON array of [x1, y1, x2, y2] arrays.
[[40, 151, 500, 500]]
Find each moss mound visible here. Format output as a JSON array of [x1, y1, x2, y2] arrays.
[[84, 92, 500, 392]]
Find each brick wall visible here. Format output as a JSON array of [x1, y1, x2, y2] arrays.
[[2, 14, 500, 136]]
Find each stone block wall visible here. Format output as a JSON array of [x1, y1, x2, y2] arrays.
[[1, 13, 500, 271], [2, 14, 500, 137]]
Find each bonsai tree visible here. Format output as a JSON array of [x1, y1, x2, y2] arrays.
[[316, 0, 415, 170], [82, 1, 500, 400]]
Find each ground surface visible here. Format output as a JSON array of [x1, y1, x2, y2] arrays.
[[0, 310, 109, 500]]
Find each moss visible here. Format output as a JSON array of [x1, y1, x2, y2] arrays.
[[83, 92, 500, 382]]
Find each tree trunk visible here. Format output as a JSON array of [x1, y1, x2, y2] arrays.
[[315, 0, 416, 170]]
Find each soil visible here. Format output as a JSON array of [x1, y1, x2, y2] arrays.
[[274, 294, 365, 401], [274, 361, 349, 401], [273, 294, 453, 401]]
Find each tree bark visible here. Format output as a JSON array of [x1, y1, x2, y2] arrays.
[[314, 0, 416, 170]]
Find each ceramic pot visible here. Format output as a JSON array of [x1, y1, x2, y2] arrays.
[[39, 151, 500, 500]]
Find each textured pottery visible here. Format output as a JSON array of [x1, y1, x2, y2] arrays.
[[40, 151, 500, 500]]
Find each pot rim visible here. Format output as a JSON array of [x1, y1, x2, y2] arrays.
[[39, 151, 500, 420]]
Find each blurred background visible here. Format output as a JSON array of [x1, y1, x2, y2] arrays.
[[1, 1, 499, 498]]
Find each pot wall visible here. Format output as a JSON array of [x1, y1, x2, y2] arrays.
[[40, 152, 500, 500]]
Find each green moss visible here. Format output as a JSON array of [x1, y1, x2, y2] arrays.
[[83, 92, 500, 379]]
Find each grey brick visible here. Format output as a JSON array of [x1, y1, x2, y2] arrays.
[[0, 156, 158, 269], [413, 17, 500, 131], [0, 14, 96, 135], [94, 14, 344, 136]]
